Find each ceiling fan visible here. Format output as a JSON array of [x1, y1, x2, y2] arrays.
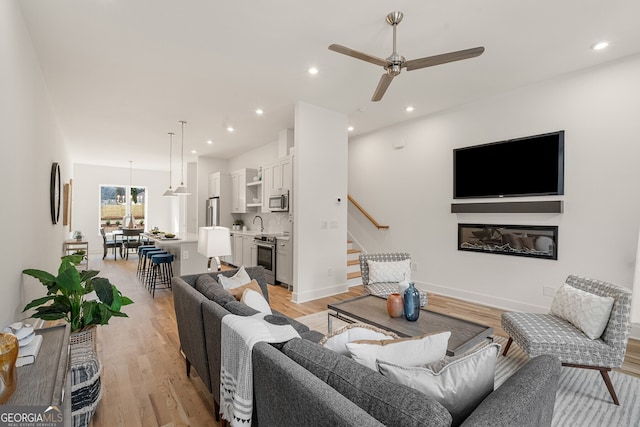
[[329, 11, 485, 102]]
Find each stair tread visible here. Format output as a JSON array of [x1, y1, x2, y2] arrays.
[[347, 271, 361, 279], [347, 259, 360, 266], [347, 248, 361, 254]]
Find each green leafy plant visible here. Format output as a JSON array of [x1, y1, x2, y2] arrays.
[[115, 220, 121, 226], [22, 255, 133, 332], [105, 219, 111, 226]]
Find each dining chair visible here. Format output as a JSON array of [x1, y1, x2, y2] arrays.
[[121, 228, 143, 260], [100, 228, 121, 260]]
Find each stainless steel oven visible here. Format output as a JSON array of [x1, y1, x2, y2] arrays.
[[254, 235, 276, 284]]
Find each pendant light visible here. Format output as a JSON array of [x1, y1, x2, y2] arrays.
[[173, 120, 191, 195], [122, 161, 136, 228], [162, 132, 177, 197]]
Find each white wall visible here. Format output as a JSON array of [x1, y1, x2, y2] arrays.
[[294, 102, 348, 302], [228, 140, 279, 172], [349, 54, 640, 323], [0, 0, 72, 327], [73, 164, 174, 253]]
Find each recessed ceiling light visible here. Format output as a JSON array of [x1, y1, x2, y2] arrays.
[[308, 67, 319, 75], [207, 140, 213, 145], [347, 126, 354, 132], [191, 150, 197, 154], [591, 41, 609, 51], [227, 126, 235, 133], [405, 106, 414, 112], [255, 109, 264, 116]]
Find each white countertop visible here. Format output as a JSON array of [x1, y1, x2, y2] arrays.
[[146, 232, 199, 244]]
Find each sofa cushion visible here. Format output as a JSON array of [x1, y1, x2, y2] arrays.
[[549, 283, 614, 339], [346, 331, 451, 371], [282, 338, 452, 427], [195, 274, 222, 299], [319, 324, 399, 356], [223, 300, 261, 317], [378, 343, 500, 427]]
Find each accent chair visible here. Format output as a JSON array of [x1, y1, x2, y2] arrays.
[[358, 252, 427, 306], [501, 274, 632, 405]]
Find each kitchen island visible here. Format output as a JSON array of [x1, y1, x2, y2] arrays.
[[144, 232, 208, 276]]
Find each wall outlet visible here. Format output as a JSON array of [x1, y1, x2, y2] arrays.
[[183, 250, 189, 260], [329, 221, 338, 229], [543, 285, 556, 297], [320, 221, 328, 229], [411, 262, 417, 272]]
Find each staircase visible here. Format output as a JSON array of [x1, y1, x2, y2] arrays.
[[347, 240, 362, 286]]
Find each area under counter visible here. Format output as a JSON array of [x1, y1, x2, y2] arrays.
[[144, 233, 208, 276]]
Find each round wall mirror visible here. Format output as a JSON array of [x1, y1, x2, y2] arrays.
[[50, 162, 61, 224]]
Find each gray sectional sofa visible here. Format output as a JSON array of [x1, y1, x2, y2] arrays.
[[172, 267, 561, 426]]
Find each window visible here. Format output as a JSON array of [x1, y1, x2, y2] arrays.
[[99, 185, 146, 231]]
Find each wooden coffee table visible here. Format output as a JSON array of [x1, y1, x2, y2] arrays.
[[328, 295, 493, 356]]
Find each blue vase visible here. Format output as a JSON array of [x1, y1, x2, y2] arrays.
[[403, 282, 420, 321]]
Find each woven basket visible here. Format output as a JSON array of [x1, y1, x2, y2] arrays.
[[70, 326, 97, 352]]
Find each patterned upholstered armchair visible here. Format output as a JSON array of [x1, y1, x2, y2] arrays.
[[501, 274, 632, 405], [358, 253, 427, 306]]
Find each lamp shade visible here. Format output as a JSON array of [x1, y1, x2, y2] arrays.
[[198, 226, 231, 258]]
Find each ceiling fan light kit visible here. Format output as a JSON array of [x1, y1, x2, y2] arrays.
[[329, 11, 485, 102]]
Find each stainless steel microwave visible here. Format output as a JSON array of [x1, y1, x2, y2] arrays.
[[269, 189, 289, 212]]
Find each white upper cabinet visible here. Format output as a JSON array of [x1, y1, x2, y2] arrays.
[[230, 168, 257, 213]]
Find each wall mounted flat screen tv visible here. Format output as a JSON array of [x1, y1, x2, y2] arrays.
[[454, 131, 564, 199]]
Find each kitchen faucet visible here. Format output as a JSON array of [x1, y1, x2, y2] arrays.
[[253, 215, 264, 232]]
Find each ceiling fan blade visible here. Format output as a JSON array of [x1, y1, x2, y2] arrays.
[[371, 74, 394, 102], [329, 44, 389, 67], [404, 47, 485, 71]]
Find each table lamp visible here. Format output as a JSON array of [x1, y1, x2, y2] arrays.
[[198, 226, 231, 271]]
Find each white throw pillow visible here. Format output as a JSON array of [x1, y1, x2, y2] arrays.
[[319, 324, 399, 356], [549, 283, 614, 339], [367, 259, 411, 284], [377, 343, 500, 426], [241, 289, 272, 314], [217, 266, 252, 289], [346, 331, 451, 371]]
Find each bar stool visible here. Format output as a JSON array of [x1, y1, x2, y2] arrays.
[[148, 253, 174, 298], [138, 247, 164, 280], [137, 245, 157, 276]]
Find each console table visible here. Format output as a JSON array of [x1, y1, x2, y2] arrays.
[[63, 240, 89, 268], [5, 324, 71, 425]]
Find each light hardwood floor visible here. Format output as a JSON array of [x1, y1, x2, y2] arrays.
[[87, 256, 640, 426]]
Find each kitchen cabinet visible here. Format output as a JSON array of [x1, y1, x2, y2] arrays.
[[276, 237, 292, 287], [243, 235, 256, 267], [208, 172, 221, 198], [231, 168, 258, 213], [230, 233, 257, 267], [261, 156, 293, 212]]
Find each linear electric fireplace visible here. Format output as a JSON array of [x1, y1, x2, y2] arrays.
[[458, 224, 558, 260]]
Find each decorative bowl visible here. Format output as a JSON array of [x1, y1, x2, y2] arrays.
[[164, 233, 175, 239]]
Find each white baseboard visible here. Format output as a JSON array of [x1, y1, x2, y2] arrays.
[[293, 283, 349, 304]]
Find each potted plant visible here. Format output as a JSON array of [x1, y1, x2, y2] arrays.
[[22, 254, 133, 333]]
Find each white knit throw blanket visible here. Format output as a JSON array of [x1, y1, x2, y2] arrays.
[[220, 313, 300, 426]]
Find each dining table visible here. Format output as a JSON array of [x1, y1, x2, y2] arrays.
[[110, 228, 146, 259]]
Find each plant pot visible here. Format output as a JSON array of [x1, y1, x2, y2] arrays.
[[70, 326, 97, 352]]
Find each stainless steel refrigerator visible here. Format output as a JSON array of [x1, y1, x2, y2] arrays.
[[206, 197, 220, 226]]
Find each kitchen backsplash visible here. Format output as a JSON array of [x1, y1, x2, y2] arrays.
[[235, 211, 292, 234]]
